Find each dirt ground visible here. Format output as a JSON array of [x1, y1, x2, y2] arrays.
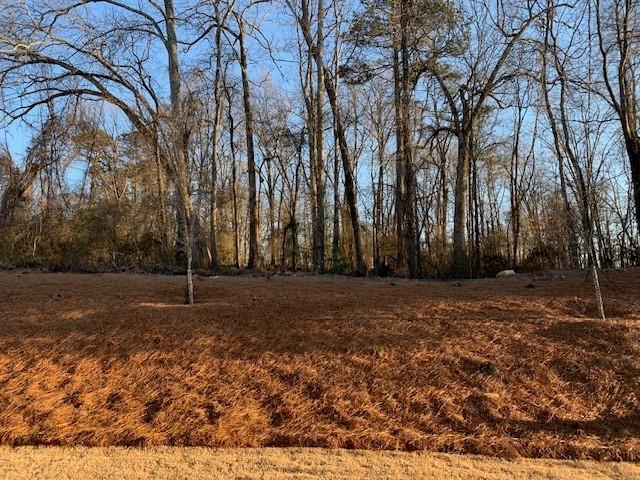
[[2, 447, 639, 479], [0, 270, 639, 461]]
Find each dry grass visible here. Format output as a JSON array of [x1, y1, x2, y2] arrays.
[[2, 447, 640, 479], [0, 270, 639, 460]]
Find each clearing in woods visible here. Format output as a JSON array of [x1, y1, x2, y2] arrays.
[[0, 270, 639, 461]]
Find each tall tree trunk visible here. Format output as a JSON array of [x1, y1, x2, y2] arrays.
[[209, 21, 224, 269], [164, 0, 194, 304], [238, 18, 259, 269], [452, 124, 470, 276], [300, 0, 319, 272], [400, 0, 417, 278], [510, 99, 522, 269], [313, 0, 326, 273], [392, 44, 405, 275], [472, 151, 481, 275], [332, 121, 341, 267], [435, 139, 448, 248], [374, 140, 385, 270], [227, 91, 241, 269], [625, 141, 640, 241], [267, 156, 276, 267], [324, 74, 366, 276]]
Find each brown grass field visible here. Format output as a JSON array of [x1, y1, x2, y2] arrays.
[[2, 447, 640, 479], [0, 269, 639, 461]]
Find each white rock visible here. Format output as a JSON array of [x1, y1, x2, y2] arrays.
[[496, 269, 516, 278]]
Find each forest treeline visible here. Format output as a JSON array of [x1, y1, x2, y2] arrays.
[[0, 0, 639, 297]]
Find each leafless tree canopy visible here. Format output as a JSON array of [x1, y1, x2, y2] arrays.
[[0, 0, 638, 288]]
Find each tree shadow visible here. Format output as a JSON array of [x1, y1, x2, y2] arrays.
[[0, 290, 559, 360], [497, 415, 640, 440], [536, 319, 638, 355], [0, 274, 638, 363]]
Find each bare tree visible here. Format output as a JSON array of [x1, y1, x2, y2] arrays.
[[594, 0, 640, 237], [286, 0, 366, 275], [429, 1, 554, 275]]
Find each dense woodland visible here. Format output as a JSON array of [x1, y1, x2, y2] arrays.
[[0, 0, 638, 294]]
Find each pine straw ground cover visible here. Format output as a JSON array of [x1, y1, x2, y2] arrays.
[[0, 270, 639, 461]]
